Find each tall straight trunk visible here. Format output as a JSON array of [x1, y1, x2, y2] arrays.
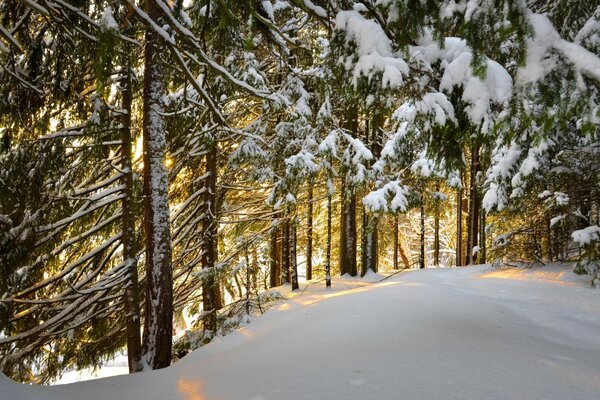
[[306, 184, 313, 281], [434, 183, 440, 267], [467, 145, 481, 265], [119, 45, 142, 373], [456, 175, 463, 267], [282, 219, 290, 283], [480, 210, 486, 264], [344, 191, 357, 276], [290, 219, 299, 291], [364, 110, 381, 274], [201, 138, 222, 333], [326, 190, 332, 288], [419, 195, 426, 269], [361, 206, 367, 275], [338, 177, 348, 276], [141, 0, 173, 369], [251, 245, 259, 291], [362, 213, 378, 275], [244, 251, 251, 315], [269, 219, 281, 287], [339, 104, 358, 276], [393, 215, 399, 270]]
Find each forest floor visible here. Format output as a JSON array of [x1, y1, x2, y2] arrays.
[[2, 263, 600, 400]]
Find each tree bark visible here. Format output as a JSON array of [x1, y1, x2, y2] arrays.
[[362, 213, 378, 275], [290, 218, 299, 291], [393, 215, 399, 270], [326, 190, 332, 288], [339, 105, 358, 276], [434, 182, 440, 267], [141, 0, 173, 369], [480, 209, 486, 264], [269, 218, 281, 287], [456, 174, 463, 267], [119, 42, 142, 373], [345, 191, 357, 276], [467, 145, 481, 265], [282, 219, 290, 283], [419, 194, 426, 269], [306, 184, 313, 281], [201, 137, 222, 333]]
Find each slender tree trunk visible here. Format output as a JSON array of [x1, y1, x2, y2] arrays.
[[362, 213, 378, 275], [339, 105, 358, 276], [141, 0, 173, 369], [393, 215, 399, 270], [282, 219, 290, 283], [119, 43, 142, 373], [306, 184, 313, 281], [251, 245, 259, 291], [291, 219, 299, 291], [480, 209, 486, 264], [245, 251, 251, 315], [345, 191, 357, 276], [420, 194, 426, 269], [361, 206, 367, 275], [201, 137, 222, 333], [434, 183, 440, 267], [467, 145, 480, 265], [269, 215, 281, 287], [326, 190, 332, 288], [456, 175, 463, 267], [365, 111, 381, 274]]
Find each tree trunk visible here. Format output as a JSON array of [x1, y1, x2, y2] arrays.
[[345, 191, 357, 276], [339, 177, 347, 277], [480, 209, 486, 264], [201, 138, 222, 333], [362, 213, 378, 275], [291, 219, 299, 291], [282, 219, 290, 284], [456, 175, 463, 267], [393, 215, 399, 270], [306, 184, 313, 281], [245, 251, 251, 315], [419, 194, 426, 269], [141, 0, 173, 369], [339, 105, 358, 277], [434, 183, 440, 267], [326, 190, 332, 288], [269, 218, 281, 287], [467, 145, 481, 265], [119, 43, 142, 373]]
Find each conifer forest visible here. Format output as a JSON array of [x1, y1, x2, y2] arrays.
[[1, 1, 600, 398]]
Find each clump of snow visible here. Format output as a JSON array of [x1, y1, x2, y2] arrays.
[[335, 9, 409, 88], [363, 181, 409, 213], [572, 225, 600, 245], [100, 6, 119, 31]]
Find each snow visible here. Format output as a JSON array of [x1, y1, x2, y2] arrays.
[[518, 13, 600, 84], [100, 6, 119, 31], [3, 264, 600, 399], [335, 9, 409, 89], [572, 225, 600, 246]]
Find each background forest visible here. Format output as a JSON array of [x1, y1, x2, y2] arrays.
[[1, 0, 599, 384]]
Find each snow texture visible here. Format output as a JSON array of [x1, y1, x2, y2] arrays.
[[335, 9, 409, 89], [3, 265, 599, 399]]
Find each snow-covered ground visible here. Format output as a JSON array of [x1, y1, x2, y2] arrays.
[[2, 264, 599, 400]]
